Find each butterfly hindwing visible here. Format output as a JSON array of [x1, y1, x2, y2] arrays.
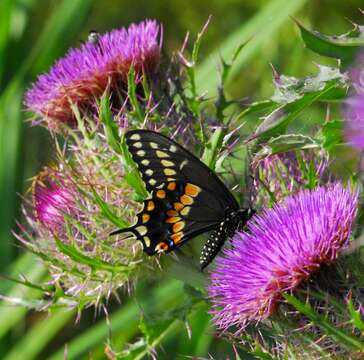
[[120, 181, 223, 254]]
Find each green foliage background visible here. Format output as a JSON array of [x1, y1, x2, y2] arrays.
[[0, 0, 363, 358]]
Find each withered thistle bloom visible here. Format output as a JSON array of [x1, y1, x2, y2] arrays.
[[208, 183, 358, 332], [253, 149, 329, 206], [24, 20, 161, 130], [344, 50, 364, 150], [343, 94, 364, 150]]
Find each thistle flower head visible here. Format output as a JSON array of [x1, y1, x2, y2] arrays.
[[33, 168, 76, 232], [17, 125, 150, 306], [25, 20, 161, 130], [208, 183, 358, 332], [253, 149, 329, 206]]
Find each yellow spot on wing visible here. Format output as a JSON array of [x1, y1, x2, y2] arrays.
[[161, 160, 174, 167], [156, 150, 169, 158], [164, 168, 176, 176], [136, 226, 147, 236], [141, 159, 150, 166], [136, 150, 146, 157], [129, 133, 141, 140], [144, 236, 151, 247], [181, 206, 191, 216], [150, 142, 159, 149]]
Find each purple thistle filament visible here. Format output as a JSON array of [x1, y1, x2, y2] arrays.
[[208, 183, 358, 331], [25, 20, 161, 130], [33, 169, 76, 232]]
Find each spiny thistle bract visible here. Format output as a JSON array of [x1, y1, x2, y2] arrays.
[[17, 138, 148, 306], [253, 149, 330, 206], [209, 183, 358, 332], [24, 20, 161, 131]]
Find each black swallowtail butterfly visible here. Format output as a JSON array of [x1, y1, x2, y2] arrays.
[[111, 130, 254, 269]]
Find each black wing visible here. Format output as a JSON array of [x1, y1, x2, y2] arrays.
[[111, 130, 239, 255]]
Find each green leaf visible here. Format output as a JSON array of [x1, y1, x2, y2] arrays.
[[317, 119, 344, 150], [255, 134, 319, 159], [248, 66, 348, 142], [271, 65, 347, 104], [295, 19, 364, 65]]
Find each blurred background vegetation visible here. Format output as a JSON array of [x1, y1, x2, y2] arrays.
[[0, 0, 363, 358]]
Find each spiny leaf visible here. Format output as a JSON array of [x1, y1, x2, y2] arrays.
[[317, 119, 345, 150], [255, 134, 319, 159], [295, 19, 364, 66], [271, 64, 347, 104], [248, 66, 348, 142]]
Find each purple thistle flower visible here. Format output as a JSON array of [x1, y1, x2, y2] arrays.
[[343, 94, 364, 150], [32, 168, 76, 232], [25, 20, 161, 130], [208, 183, 358, 332]]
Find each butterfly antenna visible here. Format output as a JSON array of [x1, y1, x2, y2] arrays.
[[109, 227, 137, 237]]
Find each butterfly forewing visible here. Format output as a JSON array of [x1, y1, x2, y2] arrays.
[[125, 130, 239, 209]]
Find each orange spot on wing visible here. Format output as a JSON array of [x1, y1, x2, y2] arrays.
[[156, 190, 166, 199], [180, 194, 193, 205], [173, 221, 185, 233], [166, 216, 181, 224], [147, 201, 155, 211], [156, 242, 169, 252], [185, 183, 201, 197], [174, 202, 184, 211], [166, 210, 178, 217], [171, 232, 183, 244], [167, 182, 176, 191], [142, 214, 150, 223]]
